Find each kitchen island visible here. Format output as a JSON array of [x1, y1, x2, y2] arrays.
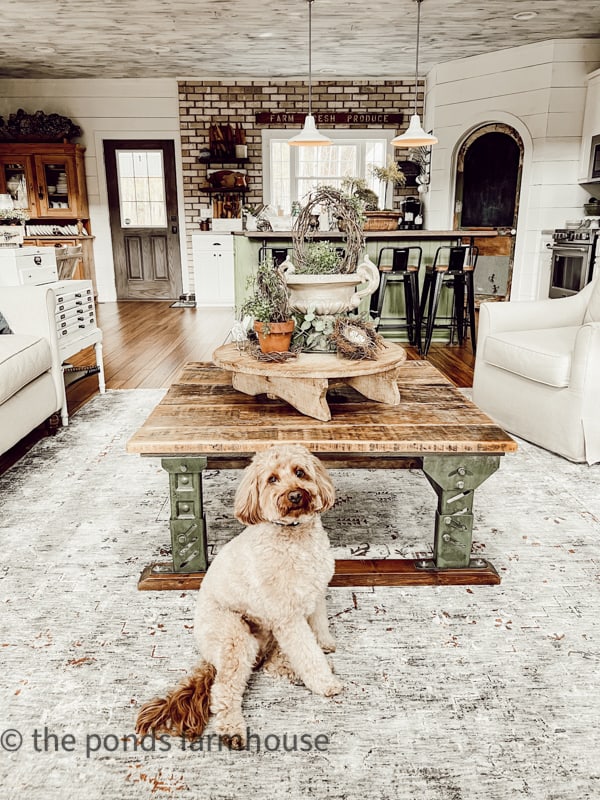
[[232, 230, 498, 340]]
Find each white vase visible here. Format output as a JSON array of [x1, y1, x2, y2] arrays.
[[282, 254, 380, 315]]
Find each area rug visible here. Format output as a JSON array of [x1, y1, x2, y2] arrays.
[[0, 389, 599, 800]]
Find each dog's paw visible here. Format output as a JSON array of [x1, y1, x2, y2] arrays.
[[214, 715, 246, 749], [318, 637, 336, 654], [308, 676, 344, 697], [263, 649, 302, 684], [322, 678, 344, 696]]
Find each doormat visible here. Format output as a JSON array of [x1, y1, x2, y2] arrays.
[[170, 300, 197, 308], [170, 293, 196, 308]]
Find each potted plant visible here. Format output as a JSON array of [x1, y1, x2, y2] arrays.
[[363, 158, 406, 230], [240, 257, 295, 353], [281, 186, 380, 316]]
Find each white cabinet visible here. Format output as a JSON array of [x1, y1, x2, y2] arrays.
[[192, 233, 235, 306], [0, 245, 58, 286], [49, 279, 105, 426]]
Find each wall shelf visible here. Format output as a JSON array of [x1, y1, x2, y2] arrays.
[[198, 155, 248, 164], [199, 187, 247, 194]]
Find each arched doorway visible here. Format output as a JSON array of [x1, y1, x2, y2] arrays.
[[454, 124, 524, 299]]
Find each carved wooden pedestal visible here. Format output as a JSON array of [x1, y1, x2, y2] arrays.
[[212, 342, 407, 422]]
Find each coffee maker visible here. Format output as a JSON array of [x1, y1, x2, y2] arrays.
[[399, 196, 423, 229]]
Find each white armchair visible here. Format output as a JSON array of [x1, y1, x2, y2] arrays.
[[473, 278, 600, 464]]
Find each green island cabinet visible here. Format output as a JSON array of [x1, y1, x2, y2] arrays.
[[232, 230, 497, 342]]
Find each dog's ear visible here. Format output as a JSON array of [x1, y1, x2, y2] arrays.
[[312, 455, 336, 512], [234, 460, 264, 525]]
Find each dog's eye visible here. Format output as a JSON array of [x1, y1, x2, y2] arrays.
[[267, 474, 279, 484], [295, 468, 306, 478]]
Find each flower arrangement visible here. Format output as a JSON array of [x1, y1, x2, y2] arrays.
[[0, 207, 30, 224], [370, 158, 406, 188]]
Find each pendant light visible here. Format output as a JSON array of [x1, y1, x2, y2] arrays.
[[288, 0, 332, 146], [392, 0, 438, 148]]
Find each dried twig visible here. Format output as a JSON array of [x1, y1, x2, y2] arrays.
[[292, 187, 365, 274]]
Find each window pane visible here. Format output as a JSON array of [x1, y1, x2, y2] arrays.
[[116, 149, 167, 227], [267, 134, 390, 213]]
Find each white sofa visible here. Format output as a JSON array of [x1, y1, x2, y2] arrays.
[[0, 285, 64, 456], [473, 278, 600, 464]]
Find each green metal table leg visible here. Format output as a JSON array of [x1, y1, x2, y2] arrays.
[[422, 454, 500, 569], [161, 456, 208, 573]]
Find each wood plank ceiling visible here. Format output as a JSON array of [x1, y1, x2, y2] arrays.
[[1, 0, 599, 79]]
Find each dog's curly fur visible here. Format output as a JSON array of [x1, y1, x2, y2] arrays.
[[136, 444, 341, 748]]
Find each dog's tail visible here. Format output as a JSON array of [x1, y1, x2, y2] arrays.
[[135, 661, 216, 739]]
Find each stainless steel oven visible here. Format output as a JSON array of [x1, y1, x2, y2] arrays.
[[548, 228, 598, 298]]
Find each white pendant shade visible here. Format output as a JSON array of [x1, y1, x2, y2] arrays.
[[288, 114, 332, 146], [391, 114, 438, 147]]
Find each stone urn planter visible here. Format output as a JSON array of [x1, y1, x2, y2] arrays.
[[281, 255, 380, 315]]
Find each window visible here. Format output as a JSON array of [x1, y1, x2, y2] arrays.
[[262, 129, 395, 214], [116, 150, 167, 227]]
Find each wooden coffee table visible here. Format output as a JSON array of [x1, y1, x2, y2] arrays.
[[127, 360, 517, 590]]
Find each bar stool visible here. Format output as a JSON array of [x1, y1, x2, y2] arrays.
[[419, 244, 479, 357], [370, 246, 422, 348], [258, 246, 290, 266]]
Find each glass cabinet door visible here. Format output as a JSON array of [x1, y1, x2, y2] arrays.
[[0, 156, 35, 212], [34, 154, 79, 217]]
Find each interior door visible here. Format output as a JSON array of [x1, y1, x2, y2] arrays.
[[454, 126, 523, 300], [104, 140, 182, 300]]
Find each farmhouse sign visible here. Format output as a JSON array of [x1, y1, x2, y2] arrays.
[[255, 112, 403, 125]]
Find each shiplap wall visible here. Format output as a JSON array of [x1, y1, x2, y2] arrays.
[[424, 39, 600, 300], [0, 79, 184, 302]]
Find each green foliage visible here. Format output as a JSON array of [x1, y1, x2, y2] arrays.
[[240, 258, 291, 328], [295, 241, 344, 275], [292, 307, 380, 352], [341, 177, 379, 211], [292, 306, 337, 352]]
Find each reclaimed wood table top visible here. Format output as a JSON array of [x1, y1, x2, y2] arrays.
[[126, 360, 518, 457]]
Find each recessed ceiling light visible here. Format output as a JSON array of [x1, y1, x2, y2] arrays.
[[513, 11, 538, 21], [153, 45, 172, 54], [257, 31, 274, 38], [34, 45, 56, 54]]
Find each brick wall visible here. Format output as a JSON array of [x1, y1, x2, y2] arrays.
[[178, 78, 422, 283]]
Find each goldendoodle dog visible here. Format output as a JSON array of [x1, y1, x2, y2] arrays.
[[136, 443, 342, 748]]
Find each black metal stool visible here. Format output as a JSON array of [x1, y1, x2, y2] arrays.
[[370, 246, 422, 348], [419, 244, 479, 357]]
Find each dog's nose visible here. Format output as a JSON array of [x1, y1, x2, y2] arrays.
[[288, 490, 302, 505]]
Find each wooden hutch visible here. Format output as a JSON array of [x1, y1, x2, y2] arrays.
[[0, 142, 95, 286]]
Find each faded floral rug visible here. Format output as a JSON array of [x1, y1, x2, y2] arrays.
[[0, 389, 599, 800]]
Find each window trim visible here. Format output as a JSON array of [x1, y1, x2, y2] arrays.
[[261, 128, 397, 212]]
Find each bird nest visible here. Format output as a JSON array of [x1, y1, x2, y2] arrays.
[[292, 187, 365, 274], [330, 317, 384, 360]]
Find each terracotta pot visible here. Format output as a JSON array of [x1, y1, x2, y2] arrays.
[[253, 319, 295, 353]]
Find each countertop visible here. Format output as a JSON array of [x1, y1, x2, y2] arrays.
[[233, 229, 498, 239]]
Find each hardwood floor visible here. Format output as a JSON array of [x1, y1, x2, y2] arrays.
[[0, 301, 476, 474]]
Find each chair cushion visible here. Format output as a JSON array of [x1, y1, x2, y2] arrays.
[[483, 326, 580, 387], [0, 334, 52, 404], [584, 277, 600, 323]]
